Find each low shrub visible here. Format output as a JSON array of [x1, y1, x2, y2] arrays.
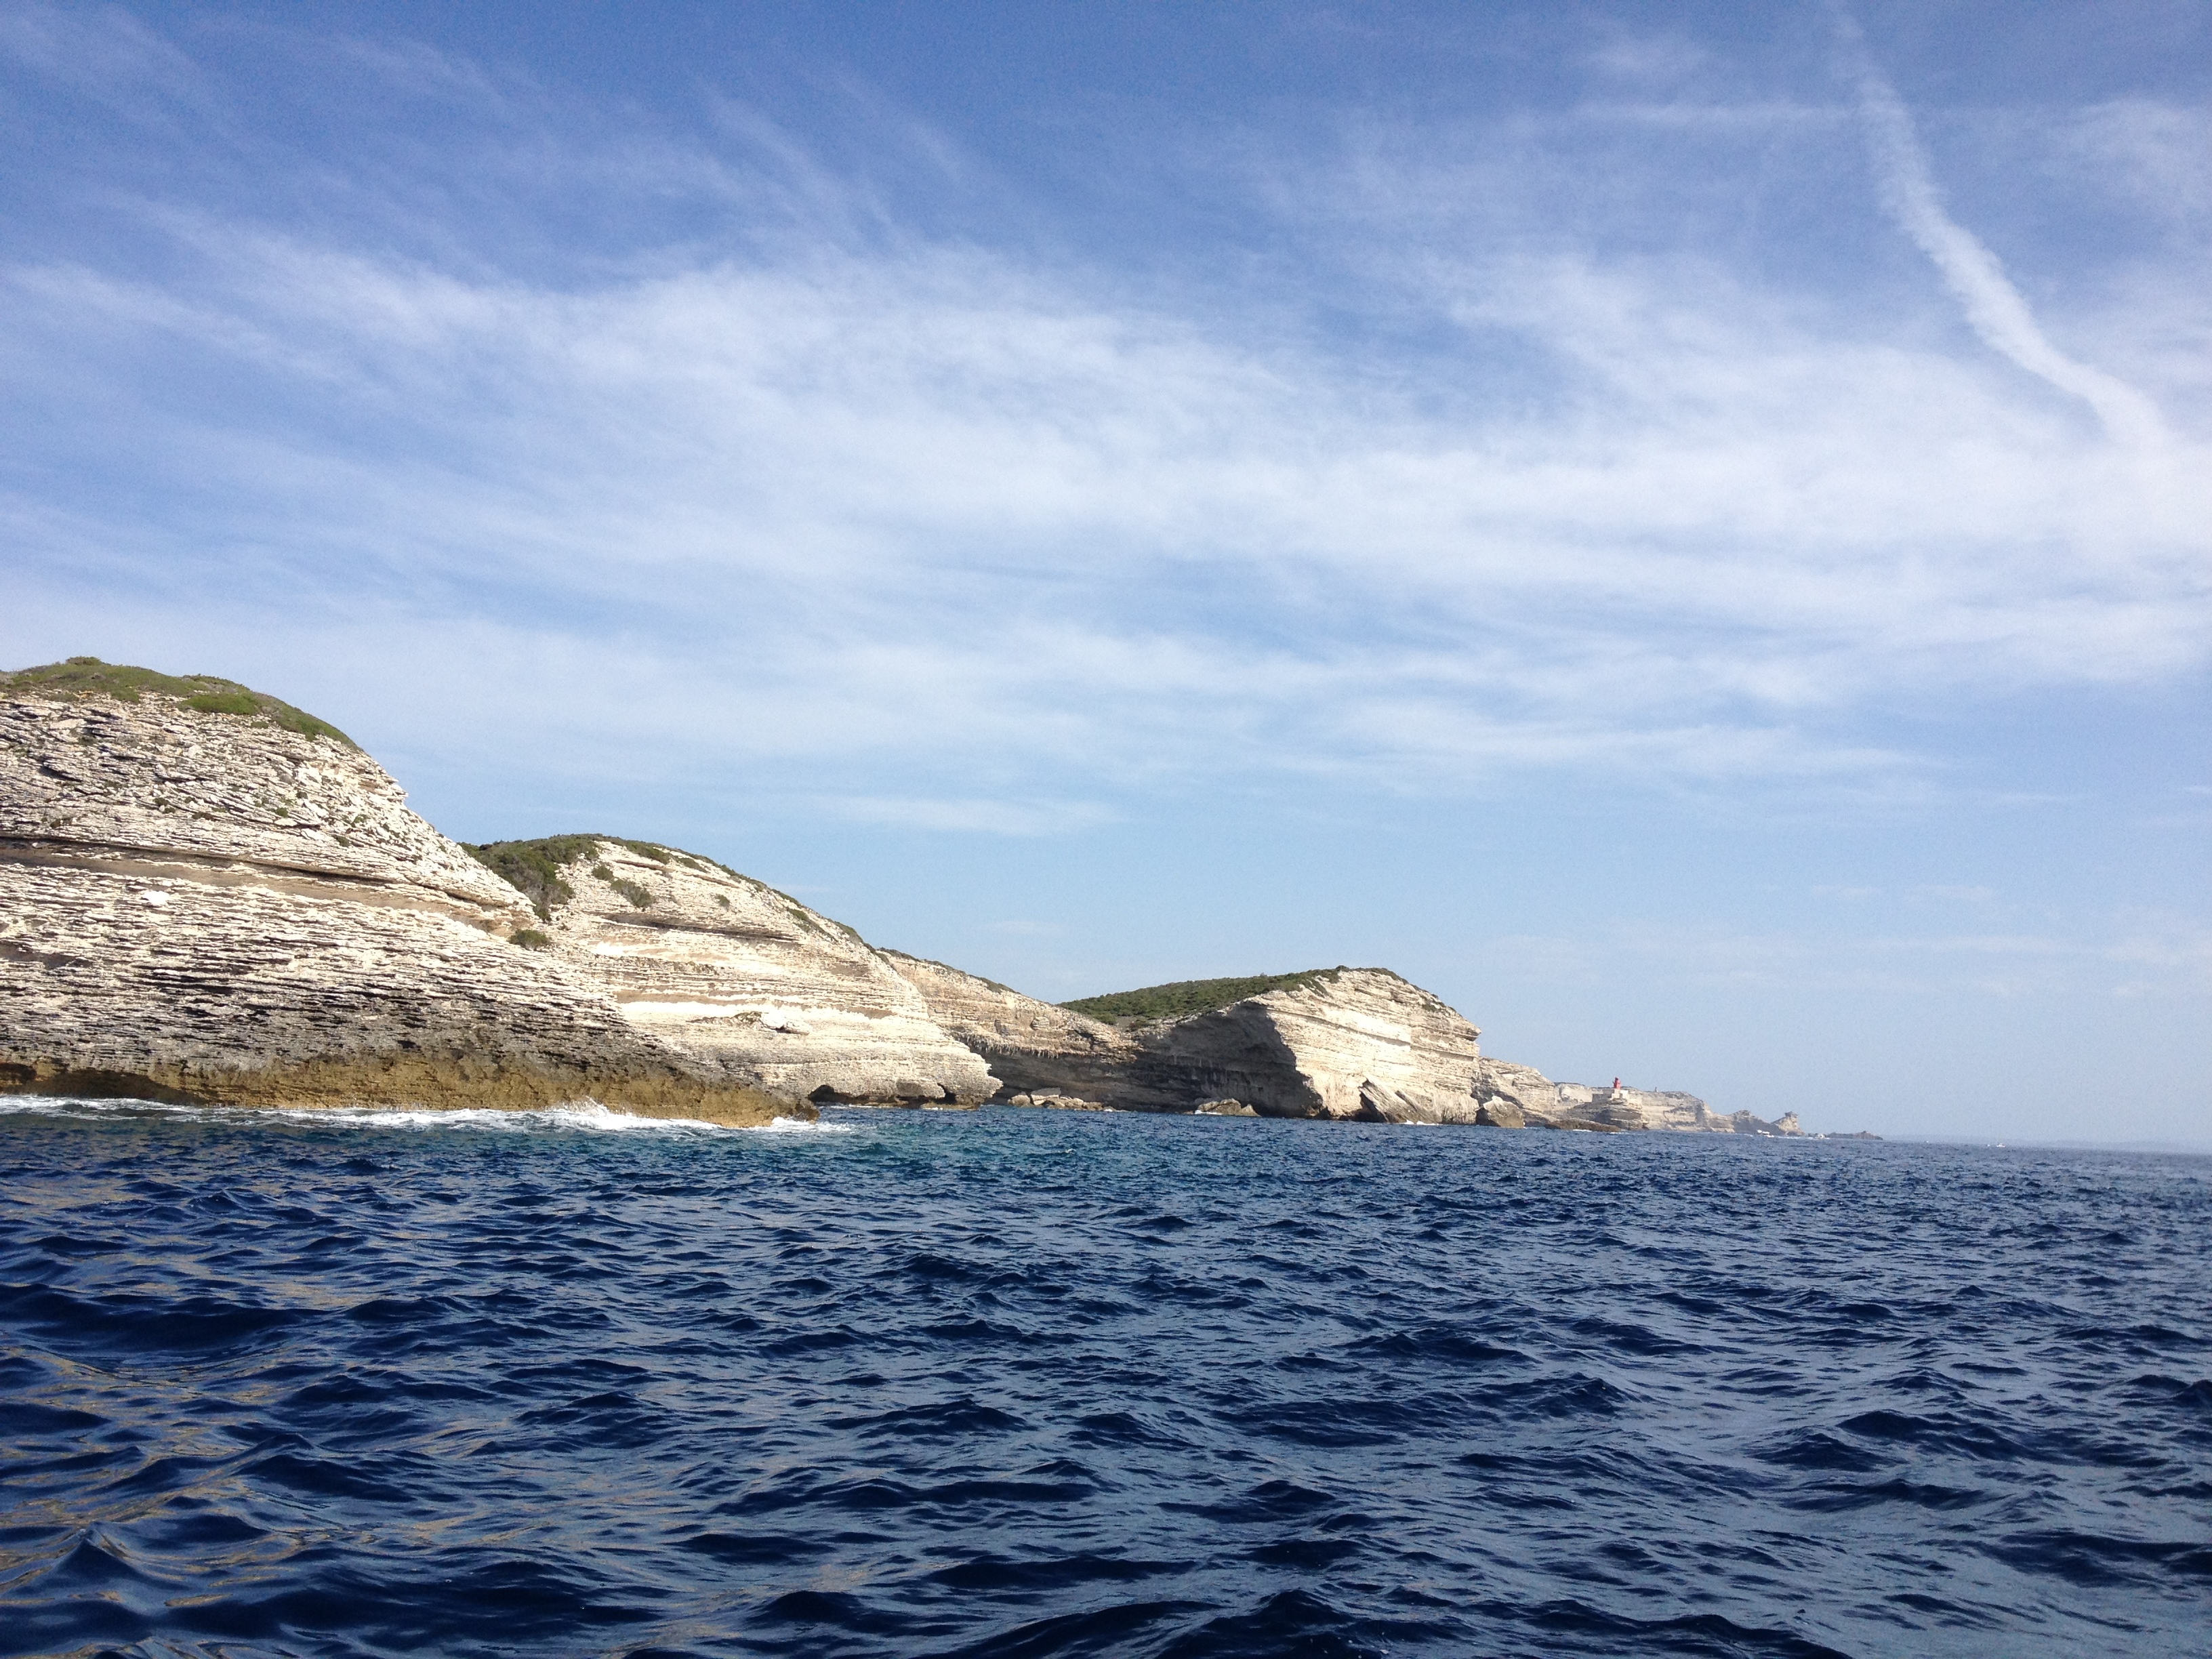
[[2, 656, 357, 747], [1063, 968, 1361, 1023]]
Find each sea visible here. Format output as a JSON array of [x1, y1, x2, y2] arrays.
[[1, 1099, 2206, 1659]]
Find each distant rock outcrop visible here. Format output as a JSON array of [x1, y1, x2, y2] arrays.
[[888, 958, 1540, 1124], [1549, 1082, 1802, 1136], [477, 840, 997, 1107], [0, 660, 788, 1124], [1129, 968, 1496, 1122]]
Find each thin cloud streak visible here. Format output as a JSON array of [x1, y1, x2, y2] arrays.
[[1835, 10, 2171, 448]]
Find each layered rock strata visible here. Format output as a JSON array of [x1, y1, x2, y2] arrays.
[[887, 957, 1535, 1124], [487, 842, 997, 1107], [0, 665, 789, 1124], [878, 951, 1153, 1105], [1134, 968, 1502, 1122]]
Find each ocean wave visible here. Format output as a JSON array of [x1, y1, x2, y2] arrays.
[[0, 1094, 848, 1134], [2, 1105, 2205, 1657]]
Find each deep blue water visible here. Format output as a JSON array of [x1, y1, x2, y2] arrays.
[[1, 1101, 2207, 1659]]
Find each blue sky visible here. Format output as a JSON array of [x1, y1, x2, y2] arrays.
[[4, 2, 2207, 1142]]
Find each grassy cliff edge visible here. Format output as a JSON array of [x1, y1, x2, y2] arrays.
[[1063, 968, 1385, 1024]]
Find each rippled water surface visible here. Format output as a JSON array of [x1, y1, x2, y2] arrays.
[[2, 1101, 2207, 1658]]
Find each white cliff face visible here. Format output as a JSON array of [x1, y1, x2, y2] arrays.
[[886, 957, 1541, 1125], [1551, 1082, 1802, 1135], [1, 664, 1774, 1132], [0, 682, 787, 1123], [3, 685, 523, 923], [513, 843, 998, 1107], [1137, 968, 1493, 1122]]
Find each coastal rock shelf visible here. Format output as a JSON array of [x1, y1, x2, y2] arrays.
[[0, 662, 786, 1124]]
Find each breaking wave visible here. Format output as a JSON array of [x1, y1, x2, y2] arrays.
[[0, 1096, 848, 1135]]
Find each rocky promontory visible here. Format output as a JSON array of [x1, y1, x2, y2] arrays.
[[888, 958, 1544, 1124], [0, 661, 789, 1124], [1547, 1082, 1803, 1136], [888, 956, 1802, 1132]]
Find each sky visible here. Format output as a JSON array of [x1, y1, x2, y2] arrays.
[[3, 1, 2207, 1144]]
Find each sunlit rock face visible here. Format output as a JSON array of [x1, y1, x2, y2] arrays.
[[505, 843, 999, 1108], [888, 956, 1543, 1124], [1131, 968, 1495, 1122], [1550, 1082, 1803, 1136], [0, 665, 787, 1125]]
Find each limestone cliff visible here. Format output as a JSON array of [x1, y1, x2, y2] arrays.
[[0, 660, 787, 1124], [475, 842, 997, 1107], [1, 657, 1796, 1134], [1130, 968, 1496, 1122], [887, 958, 1536, 1124], [1551, 1082, 1802, 1136], [876, 951, 1154, 1106]]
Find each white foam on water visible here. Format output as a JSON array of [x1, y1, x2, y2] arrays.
[[0, 1096, 853, 1136]]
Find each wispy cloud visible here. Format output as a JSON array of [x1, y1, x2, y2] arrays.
[[819, 797, 1117, 837], [1833, 9, 2171, 448], [2, 6, 2206, 828], [1493, 909, 2211, 1002]]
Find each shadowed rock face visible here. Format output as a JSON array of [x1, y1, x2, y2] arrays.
[[876, 951, 1158, 1106], [0, 676, 788, 1125], [501, 844, 998, 1107], [886, 957, 1546, 1124]]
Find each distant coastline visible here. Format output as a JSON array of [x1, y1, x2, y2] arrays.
[[3, 658, 1860, 1134]]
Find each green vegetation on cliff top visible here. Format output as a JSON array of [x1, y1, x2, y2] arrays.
[[3, 657, 356, 748], [462, 834, 856, 939], [1063, 968, 1378, 1023], [462, 834, 681, 919]]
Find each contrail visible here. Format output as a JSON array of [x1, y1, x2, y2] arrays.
[[1832, 9, 2167, 447]]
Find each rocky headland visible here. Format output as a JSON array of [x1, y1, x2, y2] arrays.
[[1548, 1082, 1803, 1136], [891, 957, 1617, 1128], [0, 661, 788, 1124], [3, 657, 1824, 1133]]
